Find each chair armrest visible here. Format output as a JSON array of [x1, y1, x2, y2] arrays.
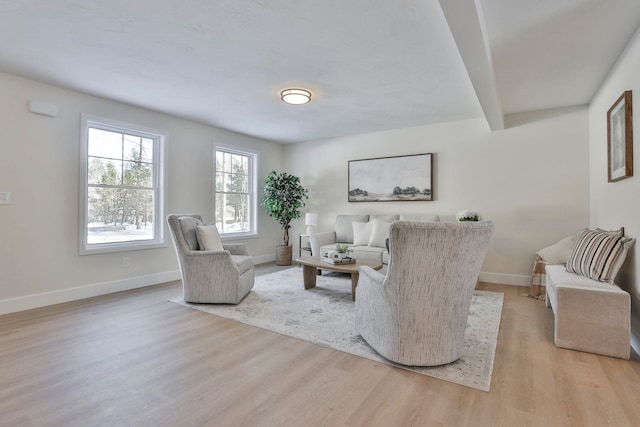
[[223, 243, 249, 256], [180, 249, 241, 279], [309, 231, 336, 256]]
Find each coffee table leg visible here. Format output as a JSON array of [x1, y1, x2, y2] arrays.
[[351, 272, 359, 301], [302, 264, 317, 290]]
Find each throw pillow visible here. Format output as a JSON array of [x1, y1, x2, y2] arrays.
[[565, 228, 635, 284], [368, 220, 392, 248], [536, 236, 577, 264], [352, 221, 373, 246], [196, 224, 224, 251]]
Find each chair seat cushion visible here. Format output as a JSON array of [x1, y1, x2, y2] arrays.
[[232, 255, 254, 274]]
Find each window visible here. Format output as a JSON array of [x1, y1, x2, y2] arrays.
[[80, 114, 166, 254], [214, 147, 257, 237]]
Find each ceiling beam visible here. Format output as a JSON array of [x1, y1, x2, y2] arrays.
[[439, 0, 504, 130]]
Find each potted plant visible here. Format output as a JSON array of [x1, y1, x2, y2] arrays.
[[335, 244, 352, 259], [456, 210, 480, 221], [261, 171, 309, 265]]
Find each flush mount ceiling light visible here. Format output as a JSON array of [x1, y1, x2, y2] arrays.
[[280, 88, 312, 105]]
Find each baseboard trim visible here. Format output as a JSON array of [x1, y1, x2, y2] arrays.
[[479, 271, 530, 287], [0, 270, 181, 316], [253, 253, 276, 265]]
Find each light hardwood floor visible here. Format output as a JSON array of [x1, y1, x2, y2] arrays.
[[1, 264, 639, 427]]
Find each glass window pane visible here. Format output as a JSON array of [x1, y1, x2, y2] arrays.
[[214, 149, 254, 235], [215, 193, 250, 233], [88, 128, 123, 159], [87, 187, 155, 244], [140, 138, 154, 162], [215, 171, 225, 191], [124, 161, 153, 188], [123, 134, 142, 161], [122, 135, 154, 163], [225, 172, 247, 192], [88, 157, 122, 185]]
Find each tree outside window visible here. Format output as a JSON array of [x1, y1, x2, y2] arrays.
[[214, 148, 256, 236], [80, 115, 165, 254]]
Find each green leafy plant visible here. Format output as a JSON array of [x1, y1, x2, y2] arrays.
[[261, 171, 308, 246], [335, 244, 351, 254]]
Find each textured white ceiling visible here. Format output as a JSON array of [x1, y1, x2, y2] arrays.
[[0, 0, 639, 143]]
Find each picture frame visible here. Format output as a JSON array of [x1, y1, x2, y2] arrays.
[[348, 153, 433, 202], [607, 90, 633, 182]]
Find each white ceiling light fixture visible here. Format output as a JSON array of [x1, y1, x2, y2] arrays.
[[280, 88, 312, 105]]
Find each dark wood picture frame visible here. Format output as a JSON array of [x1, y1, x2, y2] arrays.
[[607, 90, 633, 182], [348, 153, 433, 202]]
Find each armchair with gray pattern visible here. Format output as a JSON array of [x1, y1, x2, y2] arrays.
[[167, 214, 254, 304]]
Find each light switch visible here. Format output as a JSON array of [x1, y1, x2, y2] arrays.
[[0, 192, 12, 205]]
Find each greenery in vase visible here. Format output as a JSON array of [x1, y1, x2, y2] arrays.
[[261, 171, 308, 247], [335, 244, 352, 254], [456, 210, 480, 221]]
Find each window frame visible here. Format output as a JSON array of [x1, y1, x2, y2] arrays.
[[79, 114, 167, 255], [214, 146, 258, 239]]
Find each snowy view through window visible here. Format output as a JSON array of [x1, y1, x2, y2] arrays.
[[87, 127, 156, 244], [215, 149, 252, 234]]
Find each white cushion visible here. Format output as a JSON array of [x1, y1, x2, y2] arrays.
[[536, 236, 576, 264], [196, 224, 223, 251], [368, 220, 392, 247], [352, 221, 373, 246], [335, 214, 369, 243]]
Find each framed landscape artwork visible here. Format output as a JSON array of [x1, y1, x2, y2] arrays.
[[607, 90, 633, 182], [348, 153, 433, 202]]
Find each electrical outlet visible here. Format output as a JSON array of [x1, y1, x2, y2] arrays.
[[0, 192, 11, 205], [122, 257, 130, 268]]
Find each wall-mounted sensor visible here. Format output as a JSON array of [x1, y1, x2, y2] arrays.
[[29, 100, 58, 117]]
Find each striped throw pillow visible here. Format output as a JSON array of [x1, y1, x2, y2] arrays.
[[565, 229, 634, 284]]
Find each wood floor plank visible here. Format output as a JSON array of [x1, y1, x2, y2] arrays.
[[1, 264, 639, 427]]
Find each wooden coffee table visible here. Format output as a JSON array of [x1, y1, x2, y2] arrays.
[[296, 256, 383, 301]]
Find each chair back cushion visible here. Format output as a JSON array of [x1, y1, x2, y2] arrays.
[[398, 214, 440, 222], [178, 216, 204, 250]]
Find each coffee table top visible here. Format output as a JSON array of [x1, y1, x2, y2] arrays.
[[296, 256, 383, 273]]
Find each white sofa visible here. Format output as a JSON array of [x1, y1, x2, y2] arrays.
[[545, 264, 630, 359], [309, 213, 440, 265]]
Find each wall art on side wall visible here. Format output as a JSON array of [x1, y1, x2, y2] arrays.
[[607, 90, 633, 182], [348, 153, 433, 202]]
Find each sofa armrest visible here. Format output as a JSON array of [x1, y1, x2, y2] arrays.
[[309, 231, 336, 256]]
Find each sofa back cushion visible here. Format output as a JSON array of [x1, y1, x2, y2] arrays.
[[335, 214, 369, 243], [370, 214, 399, 223]]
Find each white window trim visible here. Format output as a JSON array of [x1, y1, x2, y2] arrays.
[[79, 113, 168, 255], [214, 145, 259, 239]]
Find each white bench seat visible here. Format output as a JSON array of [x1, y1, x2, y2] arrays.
[[545, 264, 630, 359]]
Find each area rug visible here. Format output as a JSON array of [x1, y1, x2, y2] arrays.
[[170, 267, 503, 391]]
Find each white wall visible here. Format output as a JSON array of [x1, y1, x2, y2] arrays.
[[284, 107, 590, 284], [589, 26, 640, 346], [0, 72, 283, 313]]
